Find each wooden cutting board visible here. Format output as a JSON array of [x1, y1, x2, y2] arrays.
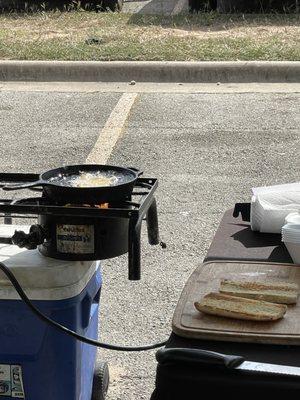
[[172, 261, 300, 345]]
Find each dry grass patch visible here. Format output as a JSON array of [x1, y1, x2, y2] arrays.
[[0, 12, 299, 60]]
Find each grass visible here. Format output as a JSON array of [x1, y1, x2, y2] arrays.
[[0, 11, 299, 61]]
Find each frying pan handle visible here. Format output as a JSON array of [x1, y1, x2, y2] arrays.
[[2, 180, 46, 191], [127, 167, 143, 177]]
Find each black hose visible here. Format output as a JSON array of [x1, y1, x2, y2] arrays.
[[0, 261, 167, 352]]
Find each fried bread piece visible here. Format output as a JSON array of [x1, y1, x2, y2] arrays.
[[195, 292, 287, 321]]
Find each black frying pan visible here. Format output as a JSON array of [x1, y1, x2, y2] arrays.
[[3, 164, 141, 204]]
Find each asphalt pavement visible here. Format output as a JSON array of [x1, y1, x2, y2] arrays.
[[0, 91, 120, 172], [0, 83, 299, 399]]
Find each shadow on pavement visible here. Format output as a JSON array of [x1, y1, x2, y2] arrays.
[[125, 0, 297, 17], [127, 8, 299, 31]]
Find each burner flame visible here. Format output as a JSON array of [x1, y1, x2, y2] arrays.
[[64, 203, 109, 208]]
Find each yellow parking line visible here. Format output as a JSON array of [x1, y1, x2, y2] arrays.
[[86, 93, 138, 165]]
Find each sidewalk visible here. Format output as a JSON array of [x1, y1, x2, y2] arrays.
[[123, 0, 189, 15]]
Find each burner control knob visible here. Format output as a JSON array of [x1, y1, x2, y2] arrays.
[[12, 225, 47, 250]]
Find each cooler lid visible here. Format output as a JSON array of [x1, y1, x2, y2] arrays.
[[0, 225, 99, 301]]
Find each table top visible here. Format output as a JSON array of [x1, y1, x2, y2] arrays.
[[205, 208, 292, 264], [151, 208, 299, 399]]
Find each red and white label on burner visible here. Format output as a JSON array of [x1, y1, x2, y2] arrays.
[[56, 224, 95, 254]]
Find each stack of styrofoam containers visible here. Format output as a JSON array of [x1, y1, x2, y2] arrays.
[[282, 213, 300, 264], [250, 182, 300, 234]]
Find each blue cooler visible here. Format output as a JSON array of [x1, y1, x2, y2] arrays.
[[0, 225, 102, 400]]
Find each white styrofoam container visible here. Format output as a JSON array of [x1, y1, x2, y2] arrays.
[[250, 190, 300, 233], [285, 212, 300, 225]]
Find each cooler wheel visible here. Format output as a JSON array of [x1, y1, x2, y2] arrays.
[[92, 362, 110, 400]]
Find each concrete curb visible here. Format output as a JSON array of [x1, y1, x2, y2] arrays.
[[0, 61, 299, 83]]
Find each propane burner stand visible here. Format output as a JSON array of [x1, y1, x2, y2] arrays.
[[0, 173, 161, 280]]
